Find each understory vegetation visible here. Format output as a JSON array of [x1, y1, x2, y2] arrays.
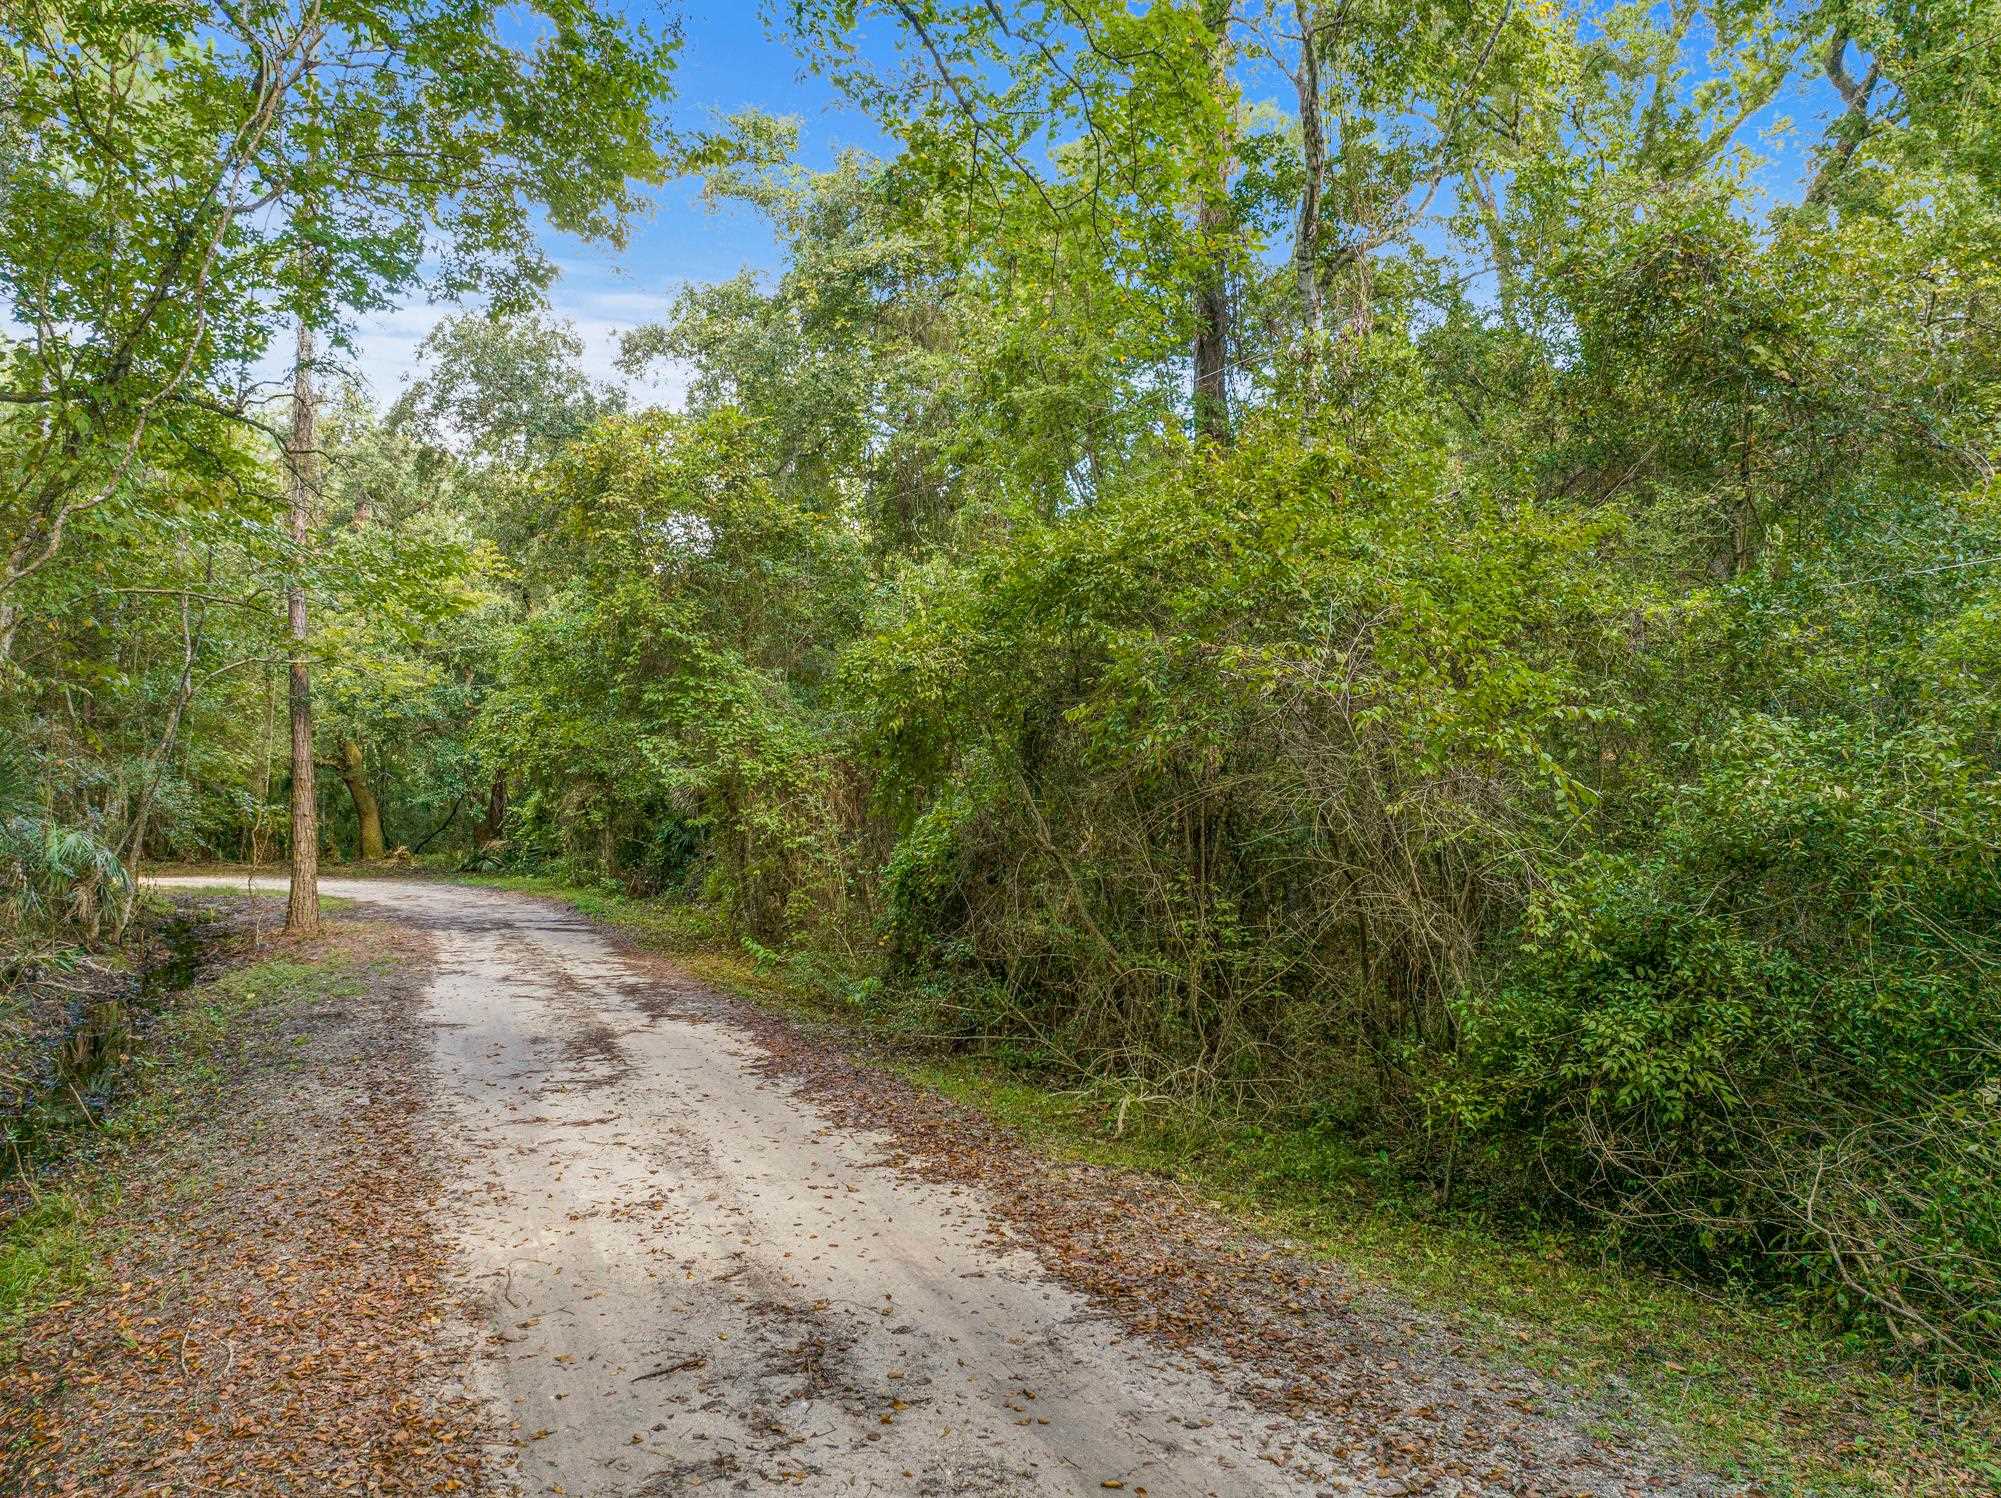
[[477, 868, 2000, 1491], [0, 934, 366, 1338], [4, 0, 1998, 1399]]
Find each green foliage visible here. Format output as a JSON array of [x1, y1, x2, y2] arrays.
[[1443, 714, 2001, 1366], [477, 410, 867, 935], [8, 0, 2001, 1397], [848, 386, 1620, 1078], [439, 0, 2001, 1379], [0, 737, 129, 961], [0, 1188, 94, 1336], [0, 0, 679, 631]]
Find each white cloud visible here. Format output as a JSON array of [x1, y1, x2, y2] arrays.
[[333, 302, 452, 402], [290, 278, 696, 413], [570, 287, 681, 316], [235, 258, 699, 421], [566, 314, 694, 411]]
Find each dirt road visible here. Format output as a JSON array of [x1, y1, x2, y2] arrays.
[[150, 876, 1713, 1497]]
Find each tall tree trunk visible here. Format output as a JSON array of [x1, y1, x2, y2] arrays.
[[1804, 32, 1880, 204], [1288, 0, 1344, 413], [337, 738, 386, 860], [1466, 168, 1517, 321], [478, 774, 508, 847], [1291, 0, 1327, 352], [1192, 0, 1235, 443], [286, 314, 320, 935]]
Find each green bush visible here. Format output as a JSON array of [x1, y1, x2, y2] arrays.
[[1444, 716, 2001, 1373]]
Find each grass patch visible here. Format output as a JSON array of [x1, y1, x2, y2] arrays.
[[459, 875, 796, 1002], [0, 944, 369, 1342], [0, 1190, 94, 1335], [461, 874, 721, 948], [901, 1065, 2000, 1495], [148, 885, 358, 912], [471, 876, 2000, 1496]]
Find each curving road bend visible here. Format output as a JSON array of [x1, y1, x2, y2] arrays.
[[148, 875, 1705, 1497]]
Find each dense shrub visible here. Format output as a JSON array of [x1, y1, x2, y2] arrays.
[[840, 345, 2001, 1371], [849, 398, 1619, 1088], [1442, 715, 2001, 1365]]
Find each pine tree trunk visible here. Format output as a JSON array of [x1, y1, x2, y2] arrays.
[[286, 315, 321, 935], [1291, 0, 1327, 360]]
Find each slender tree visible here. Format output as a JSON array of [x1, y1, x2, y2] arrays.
[[1, 0, 680, 656], [286, 316, 321, 933], [1191, 0, 1235, 443], [1288, 0, 1327, 348]]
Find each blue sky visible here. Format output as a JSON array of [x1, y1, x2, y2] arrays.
[[343, 2, 1844, 406], [348, 6, 893, 403]]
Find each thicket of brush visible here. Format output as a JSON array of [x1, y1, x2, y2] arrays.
[[6, 0, 1996, 1378]]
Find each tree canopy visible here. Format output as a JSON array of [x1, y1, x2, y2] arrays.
[[5, 0, 1999, 1386]]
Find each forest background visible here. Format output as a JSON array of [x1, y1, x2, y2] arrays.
[[3, 0, 1998, 1398]]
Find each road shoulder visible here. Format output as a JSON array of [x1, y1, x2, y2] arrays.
[[478, 873, 2001, 1497], [0, 916, 500, 1497], [578, 903, 1721, 1495]]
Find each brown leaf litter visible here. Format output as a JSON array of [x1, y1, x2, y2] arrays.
[[0, 921, 500, 1497], [602, 938, 1731, 1498]]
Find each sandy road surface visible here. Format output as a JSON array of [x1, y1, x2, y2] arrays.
[[149, 876, 1709, 1497]]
